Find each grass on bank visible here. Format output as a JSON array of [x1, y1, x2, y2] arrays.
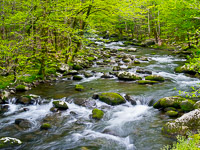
[[162, 134, 200, 150]]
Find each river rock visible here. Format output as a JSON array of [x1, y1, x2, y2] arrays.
[[0, 137, 22, 148], [175, 65, 197, 75], [0, 105, 9, 114], [56, 63, 69, 73], [127, 48, 137, 52], [162, 109, 200, 137], [73, 98, 96, 108], [166, 110, 178, 117], [17, 94, 39, 105], [122, 58, 132, 63], [141, 39, 155, 47], [194, 101, 200, 109], [84, 72, 93, 78], [40, 123, 52, 130], [153, 96, 186, 109], [136, 69, 152, 74], [15, 118, 32, 129], [137, 80, 159, 85], [113, 66, 122, 71], [180, 100, 195, 112], [98, 93, 126, 105], [52, 101, 68, 110], [145, 75, 165, 82], [15, 85, 29, 92], [73, 75, 83, 80], [101, 73, 113, 79], [92, 108, 104, 120], [0, 90, 10, 102], [124, 94, 136, 105], [117, 72, 142, 81], [75, 84, 84, 91], [66, 70, 79, 75]]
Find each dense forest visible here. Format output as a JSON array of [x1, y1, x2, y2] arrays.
[[0, 0, 200, 149]]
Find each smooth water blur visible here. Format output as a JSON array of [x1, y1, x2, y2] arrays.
[[1, 42, 199, 150]]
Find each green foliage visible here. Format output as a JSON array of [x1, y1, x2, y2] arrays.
[[162, 134, 200, 150]]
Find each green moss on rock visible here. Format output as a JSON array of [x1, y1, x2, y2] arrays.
[[73, 64, 83, 70], [75, 84, 84, 91], [92, 108, 104, 120], [180, 100, 195, 112], [0, 137, 22, 148], [99, 93, 126, 105], [137, 80, 159, 84], [73, 75, 83, 80], [53, 101, 68, 110], [40, 123, 51, 130], [16, 85, 29, 92], [145, 75, 165, 82], [166, 110, 178, 117]]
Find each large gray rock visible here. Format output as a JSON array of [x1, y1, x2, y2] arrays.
[[162, 109, 200, 137]]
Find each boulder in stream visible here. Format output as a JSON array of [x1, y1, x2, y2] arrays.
[[0, 105, 9, 114], [0, 90, 10, 103], [180, 100, 195, 112], [162, 109, 200, 137], [15, 85, 29, 92], [145, 75, 165, 82], [53, 101, 68, 110], [137, 80, 159, 85], [40, 123, 52, 130], [0, 137, 22, 148], [56, 63, 69, 73], [98, 93, 126, 105], [15, 118, 33, 129], [141, 39, 155, 47], [75, 84, 84, 91], [166, 110, 178, 117], [92, 108, 104, 120], [73, 75, 83, 80], [117, 72, 142, 81], [124, 94, 136, 105], [153, 96, 185, 109]]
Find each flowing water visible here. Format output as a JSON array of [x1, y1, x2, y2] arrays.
[[1, 41, 200, 150]]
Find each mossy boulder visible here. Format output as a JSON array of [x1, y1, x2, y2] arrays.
[[137, 80, 159, 85], [0, 137, 22, 148], [0, 90, 10, 102], [98, 93, 126, 105], [164, 107, 177, 112], [117, 72, 142, 81], [84, 72, 93, 78], [40, 123, 51, 130], [92, 108, 104, 120], [166, 110, 178, 117], [153, 96, 185, 109], [73, 75, 83, 80], [16, 85, 29, 92], [175, 65, 197, 75], [53, 101, 68, 110], [145, 75, 165, 82], [73, 64, 83, 70], [136, 70, 152, 74], [180, 100, 195, 112], [162, 109, 200, 137], [17, 94, 39, 105], [122, 58, 131, 63], [113, 66, 122, 71], [75, 84, 84, 91], [134, 60, 140, 64], [194, 101, 200, 109]]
